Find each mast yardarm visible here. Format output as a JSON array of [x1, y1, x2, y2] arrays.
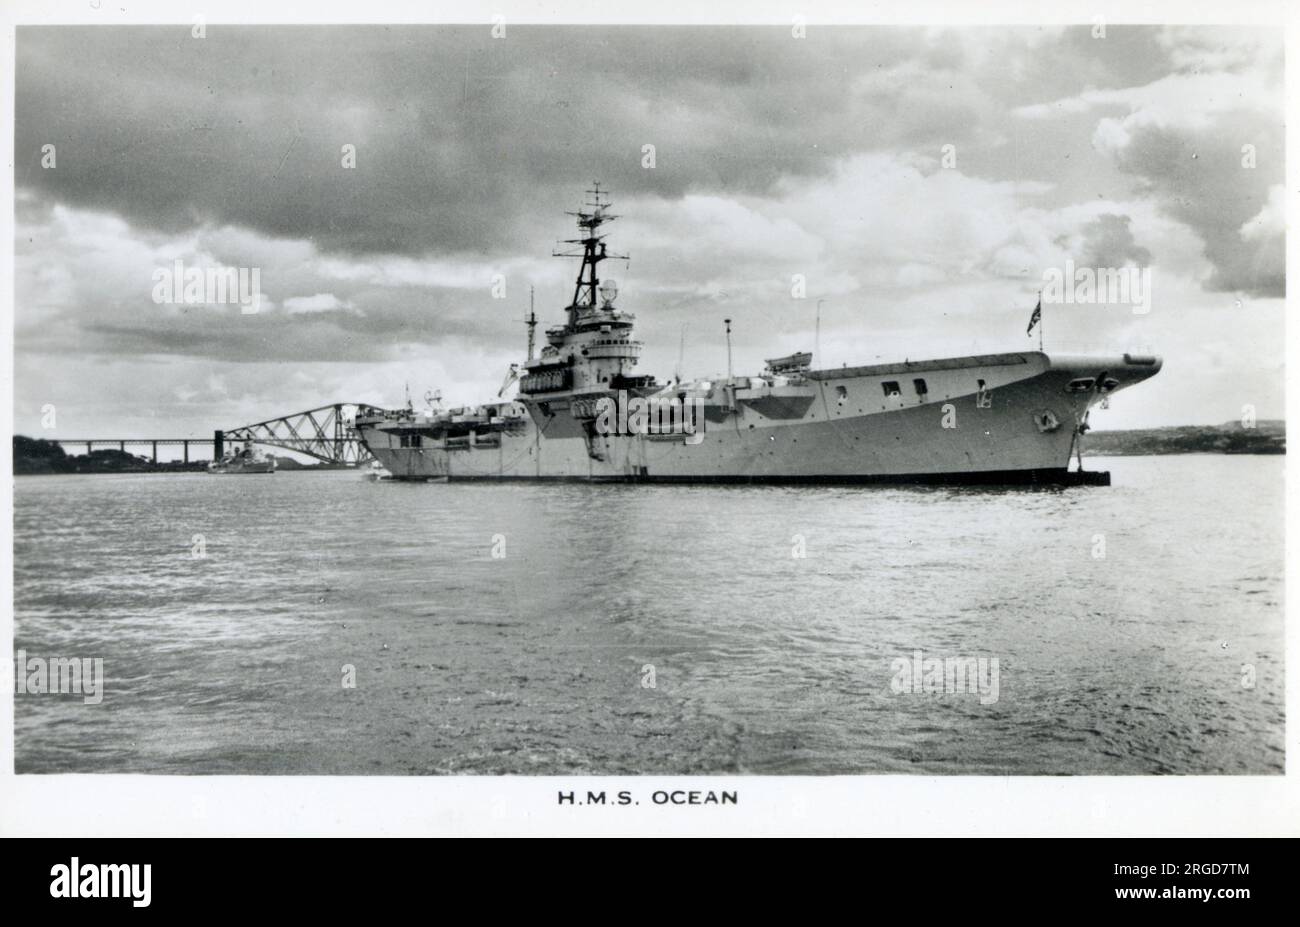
[[552, 182, 628, 328]]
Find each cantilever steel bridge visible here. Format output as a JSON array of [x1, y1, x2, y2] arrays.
[[220, 402, 387, 464], [53, 402, 390, 465]]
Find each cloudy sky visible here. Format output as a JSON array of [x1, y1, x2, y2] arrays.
[[13, 24, 1285, 439]]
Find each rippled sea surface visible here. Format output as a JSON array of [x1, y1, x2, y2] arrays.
[[12, 455, 1284, 775]]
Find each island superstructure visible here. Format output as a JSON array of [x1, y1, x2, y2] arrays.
[[353, 188, 1161, 484]]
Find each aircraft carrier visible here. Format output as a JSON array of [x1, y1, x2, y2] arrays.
[[354, 188, 1162, 485]]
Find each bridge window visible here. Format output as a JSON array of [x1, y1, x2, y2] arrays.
[[399, 434, 422, 448], [881, 381, 901, 397]]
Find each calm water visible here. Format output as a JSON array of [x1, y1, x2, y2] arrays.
[[12, 456, 1284, 775]]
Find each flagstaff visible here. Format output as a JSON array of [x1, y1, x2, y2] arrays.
[[1027, 291, 1044, 352]]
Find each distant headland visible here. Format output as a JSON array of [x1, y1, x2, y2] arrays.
[[11, 421, 1284, 475], [1081, 420, 1284, 456], [11, 436, 353, 475]]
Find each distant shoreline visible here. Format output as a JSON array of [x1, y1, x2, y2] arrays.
[[1080, 421, 1284, 456], [11, 436, 355, 475], [14, 422, 1284, 476]]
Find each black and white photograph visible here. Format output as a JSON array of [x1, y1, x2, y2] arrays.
[[2, 1, 1295, 842]]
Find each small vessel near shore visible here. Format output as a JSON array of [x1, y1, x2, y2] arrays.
[[207, 443, 276, 474], [355, 187, 1162, 485]]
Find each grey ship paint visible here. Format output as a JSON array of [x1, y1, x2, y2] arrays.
[[355, 188, 1161, 485]]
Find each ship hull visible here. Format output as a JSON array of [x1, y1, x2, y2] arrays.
[[355, 352, 1159, 485]]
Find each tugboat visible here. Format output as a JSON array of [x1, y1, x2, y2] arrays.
[[354, 186, 1162, 485], [207, 443, 277, 474]]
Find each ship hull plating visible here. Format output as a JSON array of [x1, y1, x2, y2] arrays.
[[356, 352, 1160, 485]]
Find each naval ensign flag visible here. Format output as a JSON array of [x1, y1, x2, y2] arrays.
[[1026, 296, 1042, 336]]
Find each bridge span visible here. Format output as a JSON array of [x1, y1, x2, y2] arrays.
[[50, 403, 389, 465]]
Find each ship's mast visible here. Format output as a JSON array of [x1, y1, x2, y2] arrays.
[[526, 286, 537, 361], [724, 319, 734, 380], [552, 182, 627, 328]]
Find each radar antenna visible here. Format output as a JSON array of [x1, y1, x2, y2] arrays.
[[552, 182, 628, 328]]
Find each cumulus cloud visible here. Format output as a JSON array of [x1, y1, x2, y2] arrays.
[[1240, 184, 1285, 242], [1077, 214, 1152, 269], [283, 293, 355, 313], [1014, 29, 1283, 298], [12, 24, 1286, 434]]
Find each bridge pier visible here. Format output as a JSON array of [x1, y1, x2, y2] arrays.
[[51, 406, 379, 468]]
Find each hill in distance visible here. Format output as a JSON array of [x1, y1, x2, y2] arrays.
[[12, 436, 356, 474], [13, 421, 1285, 475], [1084, 420, 1284, 456]]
